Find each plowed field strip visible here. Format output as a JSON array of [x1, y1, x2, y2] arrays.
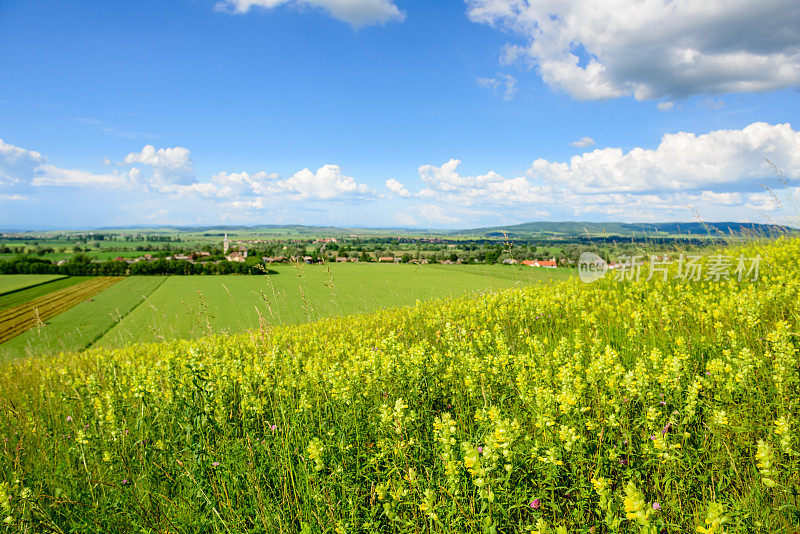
[[0, 277, 122, 344]]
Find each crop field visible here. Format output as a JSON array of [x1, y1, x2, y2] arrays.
[[0, 276, 166, 359], [0, 277, 121, 344], [0, 276, 92, 312], [0, 274, 66, 295], [96, 264, 571, 348], [0, 238, 797, 532]]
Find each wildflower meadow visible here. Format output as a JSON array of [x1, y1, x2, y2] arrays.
[[1, 238, 799, 533]]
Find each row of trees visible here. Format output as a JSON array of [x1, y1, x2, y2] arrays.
[[0, 255, 273, 276]]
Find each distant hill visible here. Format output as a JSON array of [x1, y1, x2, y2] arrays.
[[7, 221, 796, 240], [452, 221, 797, 238]]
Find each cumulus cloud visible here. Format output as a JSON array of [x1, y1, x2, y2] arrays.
[[157, 164, 374, 202], [1, 138, 129, 189], [417, 204, 461, 225], [466, 0, 800, 100], [570, 136, 595, 148], [410, 122, 800, 222], [2, 139, 376, 212], [280, 164, 375, 199], [529, 122, 800, 193], [31, 165, 129, 188], [418, 159, 551, 205], [221, 198, 265, 210], [393, 212, 417, 226], [477, 74, 518, 100], [215, 0, 404, 27], [6, 123, 799, 225], [124, 145, 193, 186], [385, 178, 410, 197], [0, 139, 44, 185], [124, 145, 191, 170]]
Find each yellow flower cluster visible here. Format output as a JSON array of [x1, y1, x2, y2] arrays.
[[0, 237, 798, 531]]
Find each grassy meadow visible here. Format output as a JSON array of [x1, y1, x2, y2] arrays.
[[0, 277, 166, 359], [0, 276, 92, 312], [0, 274, 66, 296], [0, 238, 797, 532], [0, 264, 568, 358], [96, 263, 570, 349]]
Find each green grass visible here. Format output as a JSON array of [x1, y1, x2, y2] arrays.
[[0, 276, 93, 311], [97, 264, 571, 348], [0, 239, 797, 532], [0, 276, 166, 359], [0, 274, 66, 295]]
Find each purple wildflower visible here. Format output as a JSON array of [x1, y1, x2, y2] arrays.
[[477, 446, 483, 453], [66, 416, 72, 422], [122, 479, 128, 485], [652, 502, 661, 511], [270, 424, 277, 431], [212, 462, 220, 467], [530, 499, 541, 509]]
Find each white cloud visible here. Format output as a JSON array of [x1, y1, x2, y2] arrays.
[[215, 0, 404, 27], [657, 101, 675, 111], [221, 198, 265, 210], [407, 122, 800, 223], [393, 212, 417, 226], [159, 164, 374, 202], [385, 178, 410, 197], [124, 145, 193, 186], [467, 0, 800, 100], [0, 139, 44, 185], [0, 194, 31, 201], [477, 74, 518, 100], [529, 122, 800, 193], [280, 164, 375, 199], [31, 165, 129, 188], [6, 124, 799, 226], [418, 158, 551, 205], [1, 138, 129, 189], [570, 136, 595, 148], [417, 204, 460, 225]]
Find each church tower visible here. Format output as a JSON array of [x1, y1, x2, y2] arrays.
[[223, 232, 229, 254]]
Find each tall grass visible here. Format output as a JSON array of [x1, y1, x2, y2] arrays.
[[0, 238, 798, 532]]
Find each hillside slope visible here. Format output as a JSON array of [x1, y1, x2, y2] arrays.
[[0, 239, 798, 532]]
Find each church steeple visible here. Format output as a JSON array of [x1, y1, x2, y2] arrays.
[[223, 232, 229, 254]]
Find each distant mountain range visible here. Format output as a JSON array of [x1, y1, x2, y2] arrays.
[[450, 221, 797, 238], [3, 221, 796, 239]]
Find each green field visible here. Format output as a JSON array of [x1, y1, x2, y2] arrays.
[[0, 274, 66, 295], [0, 276, 93, 311], [0, 276, 166, 359], [0, 239, 797, 532], [97, 264, 571, 348]]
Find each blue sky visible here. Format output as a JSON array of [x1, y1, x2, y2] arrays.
[[1, 0, 800, 230]]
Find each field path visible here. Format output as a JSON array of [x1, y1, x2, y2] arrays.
[[0, 277, 122, 344]]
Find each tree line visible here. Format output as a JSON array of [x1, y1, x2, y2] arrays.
[[0, 255, 273, 276]]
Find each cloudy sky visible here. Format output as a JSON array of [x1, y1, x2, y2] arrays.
[[1, 0, 800, 230]]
